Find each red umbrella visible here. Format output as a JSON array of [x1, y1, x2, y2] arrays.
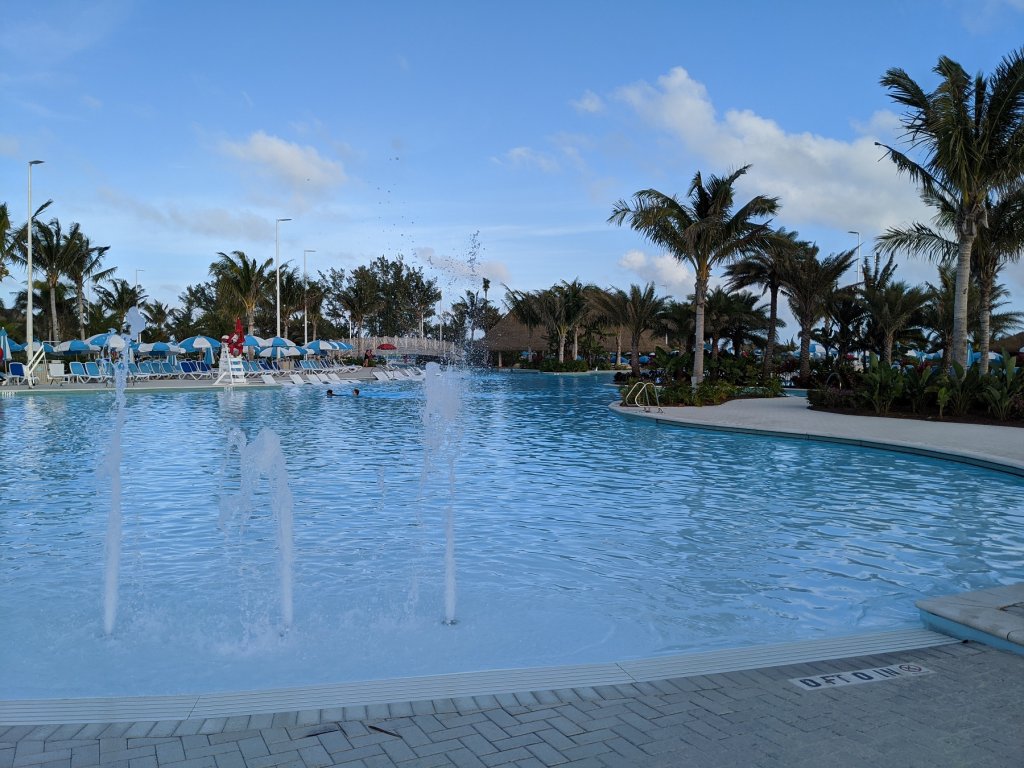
[[377, 343, 397, 350]]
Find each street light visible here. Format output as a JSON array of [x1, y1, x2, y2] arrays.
[[275, 217, 291, 339], [847, 230, 862, 285], [26, 160, 44, 372], [134, 269, 144, 292], [303, 249, 315, 346]]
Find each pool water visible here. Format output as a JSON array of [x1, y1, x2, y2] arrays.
[[1, 372, 1022, 698]]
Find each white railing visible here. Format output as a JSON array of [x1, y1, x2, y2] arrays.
[[25, 346, 48, 388], [352, 336, 463, 360]]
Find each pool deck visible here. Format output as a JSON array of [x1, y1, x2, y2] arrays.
[[3, 396, 1024, 766]]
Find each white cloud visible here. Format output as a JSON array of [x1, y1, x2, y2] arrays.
[[219, 131, 346, 195], [571, 89, 604, 114], [614, 66, 931, 237], [494, 146, 560, 173], [618, 249, 694, 298]]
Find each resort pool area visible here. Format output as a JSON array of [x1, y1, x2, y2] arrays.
[[2, 371, 1023, 700]]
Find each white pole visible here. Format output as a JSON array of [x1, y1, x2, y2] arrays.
[[303, 249, 315, 346], [847, 230, 862, 284], [275, 217, 291, 338], [26, 160, 44, 370]]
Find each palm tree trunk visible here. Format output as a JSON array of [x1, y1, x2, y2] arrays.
[[49, 285, 60, 342], [950, 235, 974, 368], [764, 286, 778, 375], [572, 328, 579, 361], [977, 273, 993, 375], [692, 278, 707, 385], [76, 280, 88, 340], [557, 331, 566, 363], [615, 328, 623, 366], [630, 335, 640, 378], [884, 332, 895, 366], [800, 328, 811, 381]]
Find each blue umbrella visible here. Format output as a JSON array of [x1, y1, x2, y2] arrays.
[[56, 339, 101, 354], [86, 330, 127, 350], [332, 340, 354, 351], [137, 341, 184, 355], [178, 335, 222, 352], [262, 336, 296, 348], [0, 329, 10, 362], [243, 334, 266, 348], [304, 339, 337, 354]]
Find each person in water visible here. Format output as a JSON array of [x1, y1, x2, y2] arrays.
[[326, 389, 334, 397], [353, 388, 360, 397]]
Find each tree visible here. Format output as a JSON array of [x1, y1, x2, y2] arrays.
[[780, 243, 856, 381], [143, 300, 173, 339], [591, 283, 668, 377], [94, 278, 146, 330], [877, 49, 1024, 368], [277, 266, 303, 339], [64, 232, 113, 340], [609, 165, 779, 383], [724, 227, 799, 374], [878, 184, 1024, 373], [209, 251, 273, 335], [861, 281, 929, 364], [8, 212, 80, 341]]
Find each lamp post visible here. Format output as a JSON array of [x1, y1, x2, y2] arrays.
[[275, 218, 291, 338], [302, 249, 315, 346], [134, 269, 144, 292], [847, 230, 862, 284], [26, 160, 44, 370]]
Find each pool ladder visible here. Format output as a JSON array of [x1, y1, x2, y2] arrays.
[[623, 381, 662, 413]]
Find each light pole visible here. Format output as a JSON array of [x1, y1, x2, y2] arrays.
[[302, 249, 315, 345], [134, 269, 144, 292], [275, 217, 291, 339], [26, 160, 44, 370], [847, 230, 862, 284]]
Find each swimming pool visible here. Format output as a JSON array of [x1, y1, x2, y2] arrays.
[[1, 372, 1022, 699]]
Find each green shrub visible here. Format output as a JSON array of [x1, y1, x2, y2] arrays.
[[856, 353, 904, 415], [808, 387, 857, 410], [982, 352, 1024, 421]]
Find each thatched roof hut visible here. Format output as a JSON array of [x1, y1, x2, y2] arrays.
[[480, 312, 671, 363], [992, 331, 1024, 357]]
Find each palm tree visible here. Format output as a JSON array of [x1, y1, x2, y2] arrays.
[[209, 251, 273, 335], [143, 300, 173, 339], [336, 265, 381, 344], [609, 165, 779, 383], [94, 278, 147, 330], [64, 232, 113, 340], [724, 227, 799, 374], [591, 284, 668, 377], [0, 203, 11, 282], [277, 267, 303, 339], [877, 49, 1024, 368], [878, 185, 1024, 372], [861, 281, 929, 364], [780, 243, 856, 381], [8, 214, 81, 342]]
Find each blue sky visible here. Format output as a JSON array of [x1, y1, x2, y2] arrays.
[[3, 0, 1024, 338]]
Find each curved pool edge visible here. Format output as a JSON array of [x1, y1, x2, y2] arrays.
[[609, 398, 1024, 478], [0, 628, 957, 725]]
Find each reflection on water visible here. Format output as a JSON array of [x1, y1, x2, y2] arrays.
[[0, 372, 1022, 698]]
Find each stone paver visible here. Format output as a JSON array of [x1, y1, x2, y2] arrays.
[[2, 643, 1021, 767]]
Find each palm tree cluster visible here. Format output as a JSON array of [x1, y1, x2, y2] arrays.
[[605, 47, 1024, 382]]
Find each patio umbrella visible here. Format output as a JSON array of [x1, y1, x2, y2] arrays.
[[304, 339, 337, 354], [333, 340, 354, 351], [0, 329, 10, 363], [56, 339, 100, 354], [258, 346, 301, 358], [377, 342, 397, 351], [137, 342, 185, 355], [178, 335, 222, 352], [263, 336, 297, 348], [243, 334, 266, 348], [86, 331, 127, 350]]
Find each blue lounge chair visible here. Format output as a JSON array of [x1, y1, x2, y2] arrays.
[[7, 362, 39, 386], [83, 361, 111, 384]]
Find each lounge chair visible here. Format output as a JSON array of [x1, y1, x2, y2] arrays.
[[48, 362, 73, 386], [288, 373, 310, 385], [83, 361, 111, 384], [260, 373, 284, 386], [7, 362, 39, 386], [68, 361, 89, 382], [127, 362, 151, 381]]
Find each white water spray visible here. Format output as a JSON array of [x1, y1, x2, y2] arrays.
[[421, 361, 462, 624], [100, 355, 129, 636], [219, 427, 296, 630]]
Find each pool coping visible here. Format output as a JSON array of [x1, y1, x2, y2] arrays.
[[0, 628, 957, 725], [609, 397, 1024, 477]]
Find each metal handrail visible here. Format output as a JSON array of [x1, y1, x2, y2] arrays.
[[25, 346, 48, 388], [622, 380, 663, 413]]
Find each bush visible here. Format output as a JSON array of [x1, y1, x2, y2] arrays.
[[856, 354, 904, 415]]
